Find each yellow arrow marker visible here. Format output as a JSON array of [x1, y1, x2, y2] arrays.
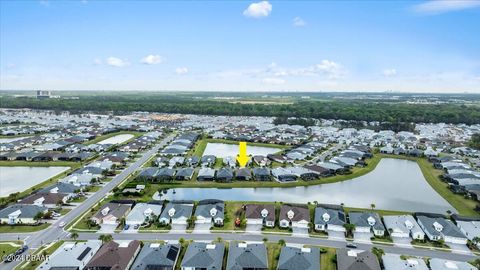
[[236, 141, 249, 167]]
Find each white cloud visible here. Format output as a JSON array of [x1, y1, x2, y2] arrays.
[[243, 1, 272, 18], [106, 57, 129, 67], [175, 67, 189, 75], [292, 17, 306, 27], [382, 68, 397, 77], [93, 58, 102, 65], [141, 54, 163, 65], [262, 77, 286, 85], [413, 0, 480, 15]]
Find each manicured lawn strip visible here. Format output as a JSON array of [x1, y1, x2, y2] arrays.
[[0, 223, 49, 233], [343, 207, 410, 216], [416, 158, 479, 217], [266, 242, 282, 269], [214, 158, 223, 169], [0, 242, 22, 257], [174, 240, 190, 270], [320, 247, 337, 270], [0, 161, 78, 167], [411, 240, 451, 251], [83, 131, 143, 145]]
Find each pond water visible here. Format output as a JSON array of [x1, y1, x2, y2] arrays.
[[203, 143, 281, 158], [0, 166, 70, 197], [156, 159, 454, 214], [97, 134, 134, 145]]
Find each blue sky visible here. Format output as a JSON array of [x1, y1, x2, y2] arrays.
[[1, 0, 479, 92]]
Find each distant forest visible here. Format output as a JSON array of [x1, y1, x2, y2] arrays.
[[1, 93, 479, 125]]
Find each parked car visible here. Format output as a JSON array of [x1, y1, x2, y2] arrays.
[[346, 243, 357, 248], [124, 224, 130, 230], [58, 221, 65, 227]]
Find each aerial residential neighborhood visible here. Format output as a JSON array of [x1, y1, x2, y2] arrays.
[[1, 0, 480, 270]]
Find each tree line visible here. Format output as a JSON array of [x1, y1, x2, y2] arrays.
[[1, 95, 479, 125]]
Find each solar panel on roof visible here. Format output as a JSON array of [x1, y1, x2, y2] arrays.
[[166, 246, 179, 261], [77, 247, 92, 261]]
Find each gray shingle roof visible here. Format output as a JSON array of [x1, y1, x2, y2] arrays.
[[131, 243, 180, 270], [226, 243, 268, 270], [277, 246, 320, 270], [181, 242, 225, 270], [314, 206, 346, 226]]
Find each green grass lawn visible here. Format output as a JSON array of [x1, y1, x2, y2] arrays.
[[0, 242, 22, 257], [266, 242, 282, 269], [0, 223, 49, 233], [320, 247, 337, 270]]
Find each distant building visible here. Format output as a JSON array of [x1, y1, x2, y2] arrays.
[[36, 90, 60, 99]]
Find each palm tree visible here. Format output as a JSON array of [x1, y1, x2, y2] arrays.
[[472, 236, 480, 246], [98, 234, 113, 244], [371, 247, 384, 260], [70, 232, 79, 240], [278, 239, 286, 246], [370, 203, 376, 211]]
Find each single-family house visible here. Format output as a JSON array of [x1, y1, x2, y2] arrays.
[[216, 167, 233, 182], [452, 215, 480, 248], [181, 242, 225, 270], [0, 204, 47, 225], [245, 204, 275, 228], [131, 243, 180, 270], [125, 203, 163, 227], [382, 254, 429, 270], [85, 240, 141, 270], [235, 168, 252, 181], [159, 201, 194, 225], [416, 214, 468, 244], [195, 199, 225, 227], [226, 242, 268, 270], [314, 205, 346, 232], [429, 258, 478, 270], [197, 167, 216, 181], [383, 215, 425, 240], [253, 167, 271, 181], [91, 202, 132, 225], [37, 241, 102, 270], [175, 167, 194, 180], [336, 249, 381, 270], [349, 211, 385, 237], [277, 246, 320, 270], [279, 204, 310, 230]]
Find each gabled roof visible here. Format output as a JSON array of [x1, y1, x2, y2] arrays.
[[181, 242, 225, 269], [314, 206, 346, 226], [336, 249, 381, 270], [85, 240, 141, 269], [349, 212, 385, 231], [0, 204, 47, 219], [245, 204, 275, 221], [195, 200, 225, 220], [277, 246, 320, 270], [279, 204, 310, 222], [226, 243, 268, 270], [131, 243, 180, 270]]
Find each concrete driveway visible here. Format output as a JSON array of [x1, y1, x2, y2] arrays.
[[292, 227, 309, 237], [353, 232, 372, 243], [246, 224, 262, 234], [170, 224, 187, 233], [328, 231, 346, 241], [193, 223, 212, 233], [392, 237, 412, 248], [449, 243, 472, 254], [97, 224, 117, 234]]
